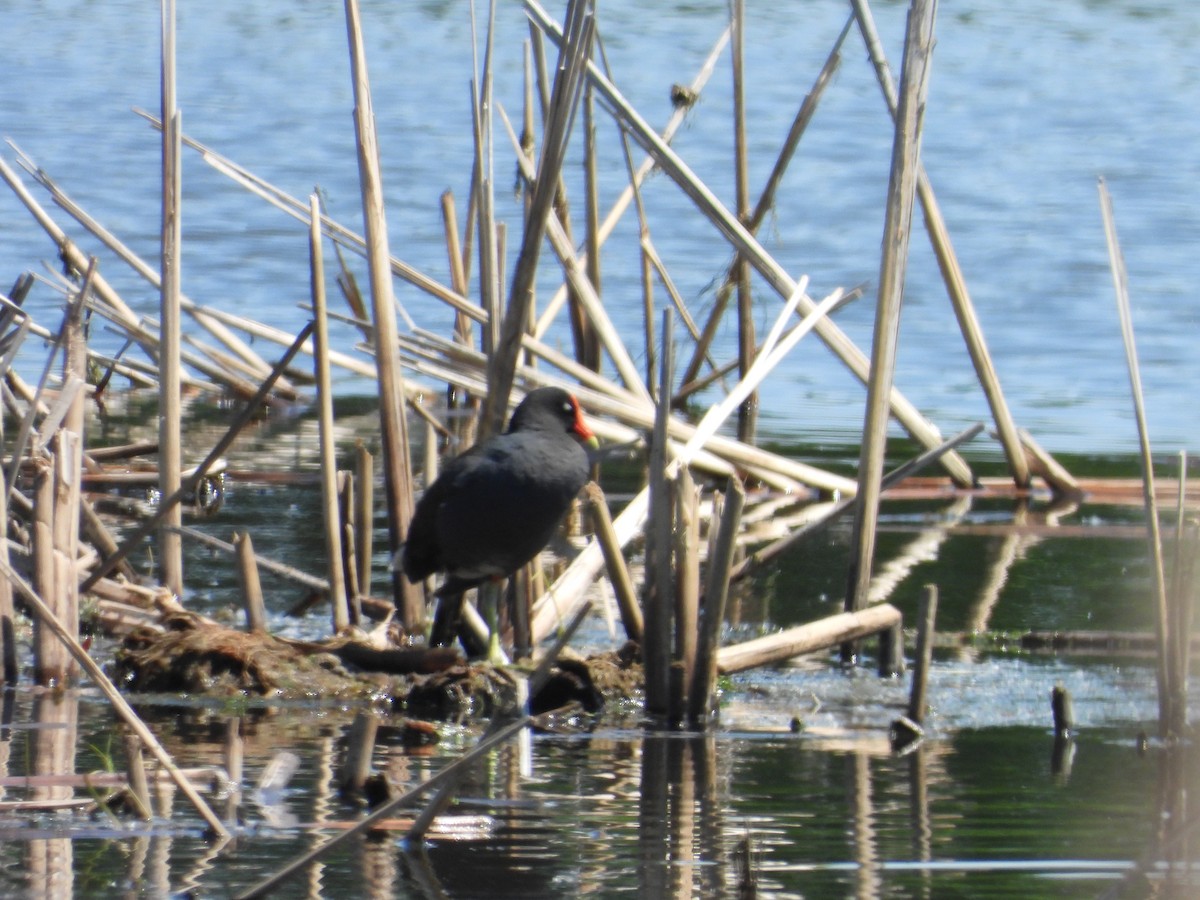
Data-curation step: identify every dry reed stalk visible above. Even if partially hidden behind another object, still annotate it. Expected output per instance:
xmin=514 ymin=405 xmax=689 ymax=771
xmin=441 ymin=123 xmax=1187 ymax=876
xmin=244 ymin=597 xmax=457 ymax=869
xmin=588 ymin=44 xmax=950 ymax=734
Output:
xmin=730 ymin=0 xmax=757 ymax=445
xmin=716 ymin=603 xmax=902 ymax=675
xmin=344 ymin=0 xmax=422 ymax=627
xmin=354 ymin=444 xmax=374 ymax=601
xmin=233 ymin=532 xmax=266 ymax=634
xmin=852 ymin=0 xmax=1032 ymax=488
xmin=845 ymin=0 xmax=937 ymax=623
xmin=310 ymin=192 xmax=350 ymax=632
xmin=159 ymin=0 xmax=183 ymax=597
xmin=581 ymin=85 xmax=602 ymax=372
xmin=904 ymin=585 xmax=938 ymax=718
xmin=585 ymin=482 xmax=642 ymax=642
xmin=688 ymin=477 xmax=745 ymax=726
xmin=1168 ymin=452 xmax=1193 ymax=726
xmin=32 ymin=460 xmax=62 ymax=682
xmin=673 ymin=464 xmax=702 ymax=720
xmin=645 ymin=307 xmax=675 ymax=719
xmin=1099 ymin=176 xmax=1175 ymax=737
xmin=81 ymin=323 xmax=315 ymax=592
xmin=439 ymin=191 xmax=475 ymax=346
xmin=527 ymin=0 xmax=974 ymax=487
xmin=483 ymin=0 xmax=595 ymax=438
xmin=0 ymin=555 xmax=231 ymax=838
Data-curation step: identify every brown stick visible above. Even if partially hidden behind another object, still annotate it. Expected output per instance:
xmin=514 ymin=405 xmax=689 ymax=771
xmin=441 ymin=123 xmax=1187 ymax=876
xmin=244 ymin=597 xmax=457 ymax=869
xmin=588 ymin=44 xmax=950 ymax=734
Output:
xmin=585 ymin=482 xmax=642 ymax=643
xmin=234 ymin=532 xmax=267 ymax=633
xmin=906 ymin=584 xmax=938 ymax=722
xmin=645 ymin=307 xmax=675 ymax=719
xmin=689 ymin=476 xmax=746 ymax=725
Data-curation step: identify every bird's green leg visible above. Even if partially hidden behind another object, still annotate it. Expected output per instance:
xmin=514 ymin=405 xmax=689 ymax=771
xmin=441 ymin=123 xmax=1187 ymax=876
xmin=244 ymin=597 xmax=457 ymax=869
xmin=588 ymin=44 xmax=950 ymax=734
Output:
xmin=481 ymin=579 xmax=505 ymax=665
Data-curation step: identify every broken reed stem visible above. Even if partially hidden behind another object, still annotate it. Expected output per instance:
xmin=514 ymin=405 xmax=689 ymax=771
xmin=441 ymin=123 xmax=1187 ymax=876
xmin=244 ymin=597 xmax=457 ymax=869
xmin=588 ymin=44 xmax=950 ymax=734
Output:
xmin=673 ymin=465 xmax=701 ymax=722
xmin=233 ymin=532 xmax=267 ymax=634
xmin=355 ymin=444 xmax=374 ymax=600
xmin=689 ymin=475 xmax=746 ymax=726
xmin=310 ymin=193 xmax=350 ymax=632
xmin=0 ymin=555 xmax=230 ymax=839
xmin=81 ymin=322 xmax=316 ymax=592
xmin=1098 ymin=176 xmax=1174 ymax=737
xmin=717 ymin=603 xmax=902 ymax=675
xmin=907 ymin=584 xmax=938 ymax=722
xmin=845 ymin=0 xmax=938 ymax=627
xmin=585 ymin=482 xmax=643 ymax=642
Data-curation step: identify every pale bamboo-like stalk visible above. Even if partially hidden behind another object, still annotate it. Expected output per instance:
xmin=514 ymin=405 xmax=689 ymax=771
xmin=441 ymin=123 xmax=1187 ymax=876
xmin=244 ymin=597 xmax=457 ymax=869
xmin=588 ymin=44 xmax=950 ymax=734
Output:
xmin=159 ymin=0 xmax=183 ymax=597
xmin=1099 ymin=176 xmax=1174 ymax=736
xmin=344 ymin=0 xmax=422 ymax=627
xmin=673 ymin=465 xmax=701 ymax=718
xmin=716 ymin=604 xmax=902 ymax=675
xmin=852 ymin=0 xmax=1031 ymax=487
xmin=845 ymin=0 xmax=938 ymax=620
xmin=731 ymin=0 xmax=757 ymax=445
xmin=355 ymin=444 xmax=374 ymax=601
xmin=234 ymin=532 xmax=267 ymax=634
xmin=310 ymin=193 xmax=350 ymax=632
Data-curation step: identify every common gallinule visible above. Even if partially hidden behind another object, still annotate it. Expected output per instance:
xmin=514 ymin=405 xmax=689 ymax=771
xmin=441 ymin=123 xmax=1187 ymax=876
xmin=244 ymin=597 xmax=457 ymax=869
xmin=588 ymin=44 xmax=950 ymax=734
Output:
xmin=402 ymin=387 xmax=597 ymax=644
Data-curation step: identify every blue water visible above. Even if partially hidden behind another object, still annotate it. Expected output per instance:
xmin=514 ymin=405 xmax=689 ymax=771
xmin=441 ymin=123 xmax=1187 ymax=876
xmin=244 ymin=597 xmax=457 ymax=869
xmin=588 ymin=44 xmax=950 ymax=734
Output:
xmin=2 ymin=0 xmax=1197 ymax=456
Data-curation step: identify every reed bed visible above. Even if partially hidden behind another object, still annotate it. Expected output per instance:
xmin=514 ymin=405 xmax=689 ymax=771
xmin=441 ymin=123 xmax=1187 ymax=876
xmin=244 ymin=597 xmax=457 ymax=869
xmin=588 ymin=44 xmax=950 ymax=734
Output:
xmin=0 ymin=0 xmax=1190 ymax=891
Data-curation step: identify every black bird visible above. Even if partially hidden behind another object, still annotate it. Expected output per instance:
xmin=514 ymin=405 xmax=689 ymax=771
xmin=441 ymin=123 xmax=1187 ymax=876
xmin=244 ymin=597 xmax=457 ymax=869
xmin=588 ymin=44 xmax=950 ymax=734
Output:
xmin=401 ymin=387 xmax=597 ymax=645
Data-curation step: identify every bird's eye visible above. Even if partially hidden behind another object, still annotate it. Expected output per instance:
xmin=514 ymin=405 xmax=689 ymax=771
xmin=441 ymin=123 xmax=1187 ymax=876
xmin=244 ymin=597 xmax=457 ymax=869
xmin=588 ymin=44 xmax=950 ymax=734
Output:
xmin=563 ymin=402 xmax=573 ymax=415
